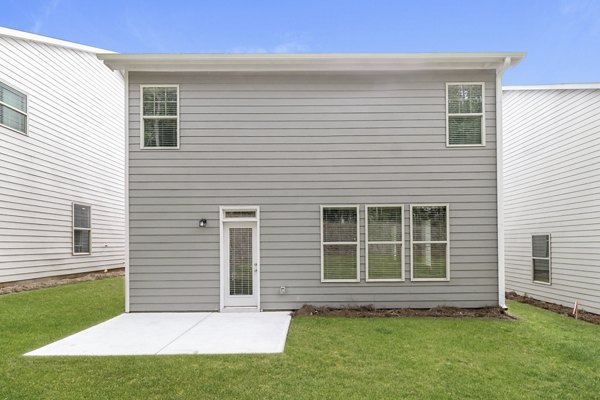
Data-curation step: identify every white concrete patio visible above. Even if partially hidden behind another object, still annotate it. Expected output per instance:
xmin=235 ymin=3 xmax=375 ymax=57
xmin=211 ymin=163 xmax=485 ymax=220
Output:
xmin=25 ymin=311 xmax=291 ymax=356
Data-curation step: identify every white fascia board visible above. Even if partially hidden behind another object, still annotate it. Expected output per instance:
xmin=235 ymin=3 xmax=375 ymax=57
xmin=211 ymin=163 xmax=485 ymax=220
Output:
xmin=0 ymin=26 xmax=114 ymax=54
xmin=504 ymin=83 xmax=600 ymax=91
xmin=98 ymin=52 xmax=526 ymax=72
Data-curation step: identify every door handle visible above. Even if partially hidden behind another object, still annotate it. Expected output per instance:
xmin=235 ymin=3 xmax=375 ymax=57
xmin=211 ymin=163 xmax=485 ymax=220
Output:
xmin=253 ymin=262 xmax=258 ymax=272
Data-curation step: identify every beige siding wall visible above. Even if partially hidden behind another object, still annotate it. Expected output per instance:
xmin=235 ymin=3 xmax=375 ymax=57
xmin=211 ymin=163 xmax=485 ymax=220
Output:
xmin=0 ymin=36 xmax=125 ymax=282
xmin=504 ymin=88 xmax=600 ymax=314
xmin=128 ymin=70 xmax=498 ymax=311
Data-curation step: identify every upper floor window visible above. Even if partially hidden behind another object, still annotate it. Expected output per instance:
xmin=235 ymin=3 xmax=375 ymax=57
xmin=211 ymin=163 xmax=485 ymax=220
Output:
xmin=0 ymin=81 xmax=27 ymax=135
xmin=446 ymin=83 xmax=485 ymax=146
xmin=141 ymin=85 xmax=179 ymax=149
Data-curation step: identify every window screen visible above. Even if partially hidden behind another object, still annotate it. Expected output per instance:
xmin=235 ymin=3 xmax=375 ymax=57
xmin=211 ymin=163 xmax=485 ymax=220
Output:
xmin=321 ymin=206 xmax=359 ymax=281
xmin=73 ymin=204 xmax=91 ymax=254
xmin=532 ymin=235 xmax=551 ymax=283
xmin=0 ymin=82 xmax=27 ymax=134
xmin=366 ymin=206 xmax=403 ymax=280
xmin=411 ymin=205 xmax=449 ymax=280
xmin=447 ymin=84 xmax=484 ymax=146
xmin=142 ymin=86 xmax=178 ymax=148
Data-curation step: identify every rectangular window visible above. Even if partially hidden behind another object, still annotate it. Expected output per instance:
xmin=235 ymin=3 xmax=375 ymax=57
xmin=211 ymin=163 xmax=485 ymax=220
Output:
xmin=532 ymin=235 xmax=551 ymax=284
xmin=0 ymin=81 xmax=27 ymax=134
xmin=321 ymin=206 xmax=359 ymax=282
xmin=446 ymin=83 xmax=485 ymax=146
xmin=73 ymin=203 xmax=91 ymax=255
xmin=141 ymin=85 xmax=179 ymax=149
xmin=366 ymin=205 xmax=404 ymax=281
xmin=411 ymin=205 xmax=449 ymax=281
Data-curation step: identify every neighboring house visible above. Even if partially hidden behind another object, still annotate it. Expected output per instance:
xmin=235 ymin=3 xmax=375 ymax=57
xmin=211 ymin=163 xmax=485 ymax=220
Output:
xmin=0 ymin=27 xmax=125 ymax=283
xmin=100 ymin=52 xmax=524 ymax=312
xmin=503 ymin=84 xmax=600 ymax=314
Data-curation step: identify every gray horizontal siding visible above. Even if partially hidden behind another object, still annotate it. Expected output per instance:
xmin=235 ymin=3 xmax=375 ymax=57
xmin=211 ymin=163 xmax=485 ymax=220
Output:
xmin=0 ymin=36 xmax=125 ymax=282
xmin=128 ymin=69 xmax=498 ymax=311
xmin=503 ymin=88 xmax=600 ymax=314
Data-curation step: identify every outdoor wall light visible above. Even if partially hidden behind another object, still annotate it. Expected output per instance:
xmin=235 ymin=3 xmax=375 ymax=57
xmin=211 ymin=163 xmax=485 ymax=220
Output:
xmin=199 ymin=219 xmax=207 ymax=228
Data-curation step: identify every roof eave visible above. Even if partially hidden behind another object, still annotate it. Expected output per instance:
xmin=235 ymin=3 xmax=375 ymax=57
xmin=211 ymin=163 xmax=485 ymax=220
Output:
xmin=0 ymin=26 xmax=114 ymax=54
xmin=98 ymin=52 xmax=525 ymax=72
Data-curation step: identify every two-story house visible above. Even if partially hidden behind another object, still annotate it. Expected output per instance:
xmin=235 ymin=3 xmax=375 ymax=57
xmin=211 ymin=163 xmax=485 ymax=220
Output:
xmin=0 ymin=27 xmax=125 ymax=284
xmin=99 ymin=52 xmax=524 ymax=312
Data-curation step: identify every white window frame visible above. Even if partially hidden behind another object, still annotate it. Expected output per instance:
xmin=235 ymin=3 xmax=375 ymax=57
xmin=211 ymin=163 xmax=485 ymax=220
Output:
xmin=72 ymin=202 xmax=92 ymax=256
xmin=410 ymin=204 xmax=450 ymax=282
xmin=365 ymin=204 xmax=405 ymax=282
xmin=0 ymin=79 xmax=28 ymax=135
xmin=320 ymin=205 xmax=360 ymax=283
xmin=140 ymin=84 xmax=180 ymax=150
xmin=446 ymin=82 xmax=486 ymax=147
xmin=532 ymin=234 xmax=551 ymax=285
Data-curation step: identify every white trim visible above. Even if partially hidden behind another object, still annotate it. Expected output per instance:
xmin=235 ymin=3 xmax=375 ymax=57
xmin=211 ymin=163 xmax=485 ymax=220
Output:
xmin=410 ymin=204 xmax=450 ymax=282
xmin=72 ymin=202 xmax=92 ymax=256
xmin=446 ymin=82 xmax=486 ymax=147
xmin=139 ymin=84 xmax=180 ymax=150
xmin=219 ymin=206 xmax=261 ymax=311
xmin=124 ymin=70 xmax=130 ymax=313
xmin=365 ymin=205 xmax=405 ymax=282
xmin=504 ymin=83 xmax=600 ymax=91
xmin=496 ymin=57 xmax=510 ymax=308
xmin=0 ymin=26 xmax=113 ymax=54
xmin=320 ymin=205 xmax=360 ymax=283
xmin=531 ymin=234 xmax=552 ymax=285
xmin=99 ymin=52 xmax=526 ymax=72
xmin=0 ymin=78 xmax=28 ymax=135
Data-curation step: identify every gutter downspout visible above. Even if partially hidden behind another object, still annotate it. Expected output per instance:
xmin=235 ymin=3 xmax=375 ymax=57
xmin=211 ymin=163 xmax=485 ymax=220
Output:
xmin=496 ymin=57 xmax=511 ymax=309
xmin=122 ymin=69 xmax=130 ymax=313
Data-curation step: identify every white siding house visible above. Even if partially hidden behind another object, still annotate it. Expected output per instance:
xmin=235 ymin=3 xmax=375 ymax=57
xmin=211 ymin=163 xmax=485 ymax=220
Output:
xmin=0 ymin=27 xmax=125 ymax=283
xmin=503 ymin=84 xmax=600 ymax=314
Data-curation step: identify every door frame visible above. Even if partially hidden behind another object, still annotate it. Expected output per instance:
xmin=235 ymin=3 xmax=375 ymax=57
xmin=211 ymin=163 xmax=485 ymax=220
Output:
xmin=219 ymin=206 xmax=261 ymax=311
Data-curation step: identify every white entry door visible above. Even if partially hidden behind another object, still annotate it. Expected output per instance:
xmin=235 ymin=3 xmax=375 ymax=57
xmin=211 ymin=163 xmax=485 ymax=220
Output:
xmin=223 ymin=221 xmax=259 ymax=308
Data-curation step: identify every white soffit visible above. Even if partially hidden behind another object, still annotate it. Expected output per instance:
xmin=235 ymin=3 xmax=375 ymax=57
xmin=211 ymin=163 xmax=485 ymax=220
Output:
xmin=504 ymin=83 xmax=600 ymax=91
xmin=98 ymin=52 xmax=526 ymax=72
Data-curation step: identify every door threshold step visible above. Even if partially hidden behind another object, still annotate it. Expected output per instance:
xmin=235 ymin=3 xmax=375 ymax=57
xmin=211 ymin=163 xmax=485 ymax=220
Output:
xmin=222 ymin=307 xmax=261 ymax=313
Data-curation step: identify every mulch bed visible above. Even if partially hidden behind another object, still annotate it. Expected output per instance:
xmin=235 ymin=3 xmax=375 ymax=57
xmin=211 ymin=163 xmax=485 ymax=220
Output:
xmin=506 ymin=291 xmax=600 ymax=325
xmin=0 ymin=269 xmax=124 ymax=295
xmin=292 ymin=304 xmax=514 ymax=319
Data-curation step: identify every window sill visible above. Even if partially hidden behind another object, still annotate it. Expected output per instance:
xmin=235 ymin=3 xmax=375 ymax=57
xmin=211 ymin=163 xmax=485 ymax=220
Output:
xmin=139 ymin=146 xmax=180 ymax=150
xmin=366 ymin=278 xmax=406 ymax=282
xmin=532 ymin=280 xmax=552 ymax=286
xmin=411 ymin=277 xmax=450 ymax=282
xmin=446 ymin=144 xmax=486 ymax=148
xmin=0 ymin=123 xmax=27 ymax=136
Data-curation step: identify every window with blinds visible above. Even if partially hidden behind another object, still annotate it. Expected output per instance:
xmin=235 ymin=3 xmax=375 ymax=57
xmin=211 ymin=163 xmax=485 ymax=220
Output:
xmin=321 ymin=206 xmax=359 ymax=282
xmin=411 ymin=205 xmax=449 ymax=280
xmin=229 ymin=227 xmax=254 ymax=295
xmin=446 ymin=83 xmax=484 ymax=146
xmin=73 ymin=203 xmax=91 ymax=255
xmin=532 ymin=235 xmax=551 ymax=284
xmin=0 ymin=81 xmax=27 ymax=134
xmin=366 ymin=206 xmax=403 ymax=281
xmin=141 ymin=86 xmax=179 ymax=148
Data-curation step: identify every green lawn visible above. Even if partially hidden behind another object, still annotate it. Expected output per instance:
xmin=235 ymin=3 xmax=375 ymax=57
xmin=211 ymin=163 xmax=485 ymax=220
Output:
xmin=1 ymin=278 xmax=599 ymax=399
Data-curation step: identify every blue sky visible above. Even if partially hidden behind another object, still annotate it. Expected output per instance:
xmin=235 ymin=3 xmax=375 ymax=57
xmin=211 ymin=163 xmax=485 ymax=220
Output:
xmin=1 ymin=0 xmax=599 ymax=84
